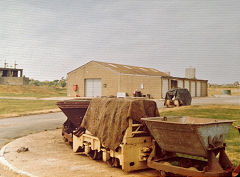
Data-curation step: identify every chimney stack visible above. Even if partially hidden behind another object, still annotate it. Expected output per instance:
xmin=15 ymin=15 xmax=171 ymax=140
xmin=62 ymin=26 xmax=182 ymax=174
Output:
xmin=14 ymin=61 xmax=18 ymax=69
xmin=185 ymin=68 xmax=196 ymax=79
xmin=165 ymin=72 xmax=170 ymax=76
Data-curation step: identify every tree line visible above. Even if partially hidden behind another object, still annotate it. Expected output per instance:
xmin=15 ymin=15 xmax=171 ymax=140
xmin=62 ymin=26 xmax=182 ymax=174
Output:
xmin=29 ymin=77 xmax=66 ymax=87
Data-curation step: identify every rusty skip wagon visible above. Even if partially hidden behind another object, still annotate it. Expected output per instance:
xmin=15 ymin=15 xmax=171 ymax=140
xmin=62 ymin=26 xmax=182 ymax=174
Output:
xmin=57 ymin=98 xmax=235 ymax=177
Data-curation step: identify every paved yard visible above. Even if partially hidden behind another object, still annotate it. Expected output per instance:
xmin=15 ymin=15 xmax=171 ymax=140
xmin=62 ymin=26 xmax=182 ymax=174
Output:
xmin=2 ymin=130 xmax=159 ymax=177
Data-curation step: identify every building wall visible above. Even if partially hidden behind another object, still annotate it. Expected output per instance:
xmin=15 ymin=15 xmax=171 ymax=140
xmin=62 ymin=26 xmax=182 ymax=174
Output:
xmin=67 ymin=62 xmax=119 ymax=97
xmin=67 ymin=62 xmax=208 ymax=98
xmin=119 ymin=74 xmax=162 ymax=98
xmin=161 ymin=77 xmax=208 ymax=98
xmin=201 ymin=81 xmax=208 ymax=97
xmin=162 ymin=78 xmax=169 ymax=98
xmin=190 ymin=80 xmax=196 ymax=97
xmin=0 ymin=77 xmax=29 ymax=85
xmin=177 ymin=79 xmax=184 ymax=88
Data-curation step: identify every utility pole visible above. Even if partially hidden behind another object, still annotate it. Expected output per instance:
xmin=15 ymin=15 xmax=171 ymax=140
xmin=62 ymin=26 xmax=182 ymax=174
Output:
xmin=4 ymin=60 xmax=8 ymax=68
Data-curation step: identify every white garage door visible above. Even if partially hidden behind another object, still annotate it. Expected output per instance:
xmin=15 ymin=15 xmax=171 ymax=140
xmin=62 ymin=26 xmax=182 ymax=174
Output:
xmin=191 ymin=81 xmax=196 ymax=97
xmin=184 ymin=80 xmax=190 ymax=91
xmin=178 ymin=80 xmax=183 ymax=88
xmin=162 ymin=79 xmax=169 ymax=98
xmin=85 ymin=79 xmax=102 ymax=97
xmin=197 ymin=81 xmax=201 ymax=97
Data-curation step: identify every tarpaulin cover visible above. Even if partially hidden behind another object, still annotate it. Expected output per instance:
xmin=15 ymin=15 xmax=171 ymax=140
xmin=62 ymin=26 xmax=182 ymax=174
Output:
xmin=164 ymin=88 xmax=192 ymax=106
xmin=79 ymin=98 xmax=159 ymax=150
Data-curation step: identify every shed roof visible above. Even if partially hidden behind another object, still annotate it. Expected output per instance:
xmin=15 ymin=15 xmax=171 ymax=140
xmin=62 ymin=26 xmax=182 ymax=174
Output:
xmin=69 ymin=60 xmax=170 ymax=77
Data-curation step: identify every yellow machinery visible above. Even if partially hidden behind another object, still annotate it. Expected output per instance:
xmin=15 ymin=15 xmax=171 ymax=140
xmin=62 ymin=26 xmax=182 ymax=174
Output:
xmin=73 ymin=118 xmax=152 ymax=172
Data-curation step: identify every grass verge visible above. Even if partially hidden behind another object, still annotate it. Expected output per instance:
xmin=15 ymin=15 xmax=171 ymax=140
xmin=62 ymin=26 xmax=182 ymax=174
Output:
xmin=159 ymin=105 xmax=240 ymax=166
xmin=0 ymin=99 xmax=59 ymax=118
xmin=0 ymin=85 xmax=66 ymax=98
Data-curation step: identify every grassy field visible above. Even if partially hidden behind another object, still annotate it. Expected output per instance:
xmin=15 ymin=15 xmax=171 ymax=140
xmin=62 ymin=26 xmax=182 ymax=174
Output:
xmin=208 ymin=86 xmax=240 ymax=96
xmin=0 ymin=85 xmax=66 ymax=98
xmin=0 ymin=99 xmax=58 ymax=118
xmin=159 ymin=105 xmax=240 ymax=166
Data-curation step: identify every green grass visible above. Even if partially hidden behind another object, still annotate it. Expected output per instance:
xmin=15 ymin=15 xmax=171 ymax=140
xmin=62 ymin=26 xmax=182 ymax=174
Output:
xmin=159 ymin=105 xmax=240 ymax=166
xmin=0 ymin=85 xmax=66 ymax=98
xmin=0 ymin=99 xmax=58 ymax=118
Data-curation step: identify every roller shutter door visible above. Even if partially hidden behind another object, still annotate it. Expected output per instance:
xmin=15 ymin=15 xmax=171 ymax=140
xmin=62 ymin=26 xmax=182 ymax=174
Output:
xmin=197 ymin=81 xmax=201 ymax=97
xmin=85 ymin=79 xmax=102 ymax=97
xmin=178 ymin=80 xmax=183 ymax=88
xmin=162 ymin=79 xmax=169 ymax=98
xmin=184 ymin=80 xmax=190 ymax=91
xmin=191 ymin=81 xmax=196 ymax=97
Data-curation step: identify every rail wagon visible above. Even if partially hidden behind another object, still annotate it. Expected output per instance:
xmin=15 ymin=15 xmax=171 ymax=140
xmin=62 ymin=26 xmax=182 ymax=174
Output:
xmin=57 ymin=98 xmax=235 ymax=177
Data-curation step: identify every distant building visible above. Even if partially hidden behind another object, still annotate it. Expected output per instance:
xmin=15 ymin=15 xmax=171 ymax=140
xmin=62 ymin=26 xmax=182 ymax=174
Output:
xmin=0 ymin=62 xmax=29 ymax=85
xmin=67 ymin=61 xmax=208 ymax=98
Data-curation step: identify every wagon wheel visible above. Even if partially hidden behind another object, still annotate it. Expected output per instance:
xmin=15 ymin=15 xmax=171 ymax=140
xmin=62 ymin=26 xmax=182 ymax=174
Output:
xmin=95 ymin=151 xmax=102 ymax=160
xmin=68 ymin=141 xmax=73 ymax=147
xmin=63 ymin=137 xmax=68 ymax=142
xmin=75 ymin=146 xmax=85 ymax=153
xmin=107 ymin=157 xmax=120 ymax=167
xmin=106 ymin=157 xmax=114 ymax=166
xmin=179 ymin=158 xmax=192 ymax=168
xmin=113 ymin=158 xmax=120 ymax=167
xmin=89 ymin=150 xmax=102 ymax=160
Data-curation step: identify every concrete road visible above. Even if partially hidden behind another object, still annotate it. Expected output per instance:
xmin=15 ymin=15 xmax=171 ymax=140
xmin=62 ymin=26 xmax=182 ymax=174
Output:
xmin=0 ymin=112 xmax=66 ymax=176
xmin=0 ymin=112 xmax=66 ymax=147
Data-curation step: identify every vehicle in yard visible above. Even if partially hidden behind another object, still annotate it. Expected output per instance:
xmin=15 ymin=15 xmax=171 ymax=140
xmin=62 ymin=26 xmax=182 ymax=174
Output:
xmin=164 ymin=88 xmax=192 ymax=107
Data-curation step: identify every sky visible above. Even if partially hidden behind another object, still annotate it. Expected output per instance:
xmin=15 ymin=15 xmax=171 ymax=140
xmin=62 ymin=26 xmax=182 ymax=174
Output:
xmin=0 ymin=0 xmax=239 ymax=84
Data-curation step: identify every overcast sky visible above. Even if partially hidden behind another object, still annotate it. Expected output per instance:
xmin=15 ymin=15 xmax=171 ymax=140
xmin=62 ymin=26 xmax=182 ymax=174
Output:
xmin=0 ymin=0 xmax=239 ymax=84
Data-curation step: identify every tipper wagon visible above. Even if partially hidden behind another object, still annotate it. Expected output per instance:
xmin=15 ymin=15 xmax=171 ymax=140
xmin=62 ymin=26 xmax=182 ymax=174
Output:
xmin=142 ymin=117 xmax=234 ymax=177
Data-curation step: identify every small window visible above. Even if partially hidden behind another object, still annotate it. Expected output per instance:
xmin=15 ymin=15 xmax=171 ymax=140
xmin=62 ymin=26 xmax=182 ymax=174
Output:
xmin=140 ymin=83 xmax=144 ymax=89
